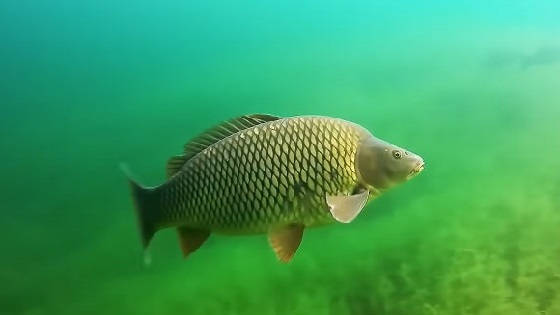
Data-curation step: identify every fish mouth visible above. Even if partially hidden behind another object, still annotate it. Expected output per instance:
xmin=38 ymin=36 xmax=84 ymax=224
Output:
xmin=407 ymin=162 xmax=425 ymax=179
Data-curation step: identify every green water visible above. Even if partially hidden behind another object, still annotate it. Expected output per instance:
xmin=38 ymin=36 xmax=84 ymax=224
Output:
xmin=2 ymin=1 xmax=560 ymax=314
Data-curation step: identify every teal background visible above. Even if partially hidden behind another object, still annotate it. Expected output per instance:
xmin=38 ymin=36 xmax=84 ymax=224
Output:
xmin=2 ymin=1 xmax=560 ymax=314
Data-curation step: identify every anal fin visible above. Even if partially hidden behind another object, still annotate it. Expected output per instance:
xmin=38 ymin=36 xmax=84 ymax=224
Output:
xmin=177 ymin=226 xmax=210 ymax=258
xmin=268 ymin=224 xmax=304 ymax=263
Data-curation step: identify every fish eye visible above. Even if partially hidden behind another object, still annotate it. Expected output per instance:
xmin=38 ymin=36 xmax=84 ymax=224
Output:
xmin=392 ymin=150 xmax=402 ymax=159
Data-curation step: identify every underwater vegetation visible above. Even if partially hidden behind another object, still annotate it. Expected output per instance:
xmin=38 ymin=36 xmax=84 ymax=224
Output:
xmin=1 ymin=1 xmax=560 ymax=314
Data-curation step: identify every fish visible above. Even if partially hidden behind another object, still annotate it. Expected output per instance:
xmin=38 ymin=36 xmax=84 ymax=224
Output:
xmin=125 ymin=114 xmax=425 ymax=262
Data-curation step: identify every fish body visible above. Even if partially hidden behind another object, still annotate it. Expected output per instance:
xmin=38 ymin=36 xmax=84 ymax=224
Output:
xmin=127 ymin=114 xmax=424 ymax=262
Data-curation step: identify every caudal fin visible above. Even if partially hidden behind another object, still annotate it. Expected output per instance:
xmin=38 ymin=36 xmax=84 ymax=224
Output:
xmin=122 ymin=164 xmax=159 ymax=249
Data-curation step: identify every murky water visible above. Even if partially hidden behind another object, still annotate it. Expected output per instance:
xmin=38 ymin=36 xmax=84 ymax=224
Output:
xmin=2 ymin=1 xmax=559 ymax=314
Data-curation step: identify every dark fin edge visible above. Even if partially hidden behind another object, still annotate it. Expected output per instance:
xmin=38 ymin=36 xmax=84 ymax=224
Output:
xmin=122 ymin=164 xmax=157 ymax=249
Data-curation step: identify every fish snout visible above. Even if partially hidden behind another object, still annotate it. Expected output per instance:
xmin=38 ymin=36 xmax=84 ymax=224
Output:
xmin=407 ymin=159 xmax=425 ymax=179
xmin=415 ymin=160 xmax=425 ymax=173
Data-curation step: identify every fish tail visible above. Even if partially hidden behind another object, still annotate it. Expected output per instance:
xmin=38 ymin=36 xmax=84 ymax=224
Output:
xmin=121 ymin=164 xmax=159 ymax=249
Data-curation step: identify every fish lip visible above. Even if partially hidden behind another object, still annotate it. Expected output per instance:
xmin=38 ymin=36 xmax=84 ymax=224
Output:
xmin=407 ymin=161 xmax=425 ymax=179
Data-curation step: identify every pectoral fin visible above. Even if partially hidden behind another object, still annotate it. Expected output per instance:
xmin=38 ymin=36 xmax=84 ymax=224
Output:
xmin=177 ymin=226 xmax=210 ymax=258
xmin=326 ymin=190 xmax=369 ymax=223
xmin=268 ymin=224 xmax=304 ymax=263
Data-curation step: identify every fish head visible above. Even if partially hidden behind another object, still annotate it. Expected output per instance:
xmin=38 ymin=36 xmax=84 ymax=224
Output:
xmin=356 ymin=135 xmax=424 ymax=190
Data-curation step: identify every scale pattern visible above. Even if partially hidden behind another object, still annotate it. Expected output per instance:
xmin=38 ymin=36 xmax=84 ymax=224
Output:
xmin=156 ymin=116 xmax=365 ymax=233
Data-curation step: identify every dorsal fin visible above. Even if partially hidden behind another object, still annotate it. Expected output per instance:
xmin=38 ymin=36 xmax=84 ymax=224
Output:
xmin=166 ymin=114 xmax=281 ymax=178
xmin=166 ymin=155 xmax=188 ymax=178
xmin=183 ymin=114 xmax=281 ymax=158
